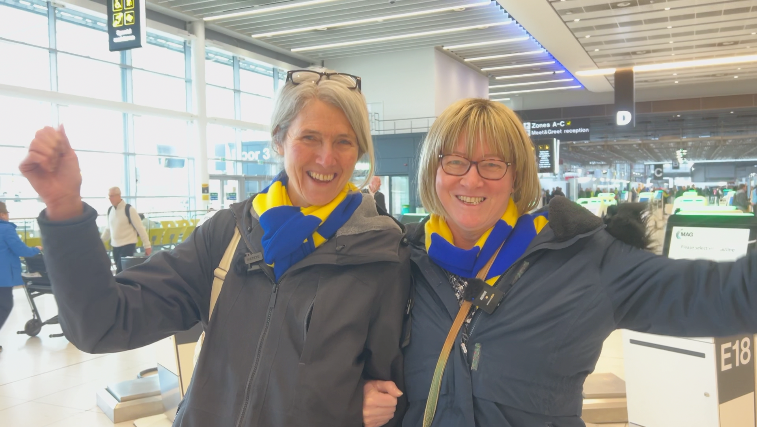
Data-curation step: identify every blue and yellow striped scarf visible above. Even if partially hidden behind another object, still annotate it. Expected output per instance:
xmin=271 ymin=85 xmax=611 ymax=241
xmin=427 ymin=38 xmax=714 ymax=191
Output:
xmin=425 ymin=199 xmax=548 ymax=285
xmin=253 ymin=172 xmax=363 ymax=281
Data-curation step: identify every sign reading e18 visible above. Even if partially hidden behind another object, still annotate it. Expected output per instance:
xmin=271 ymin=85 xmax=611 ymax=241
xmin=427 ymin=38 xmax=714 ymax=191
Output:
xmin=721 ymin=337 xmax=751 ymax=371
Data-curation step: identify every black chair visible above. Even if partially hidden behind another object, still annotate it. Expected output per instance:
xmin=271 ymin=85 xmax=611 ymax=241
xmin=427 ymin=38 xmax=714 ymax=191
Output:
xmin=17 ymin=254 xmax=63 ymax=338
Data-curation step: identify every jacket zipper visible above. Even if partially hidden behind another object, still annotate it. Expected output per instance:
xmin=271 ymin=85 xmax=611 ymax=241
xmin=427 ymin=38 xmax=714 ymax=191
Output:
xmin=234 ymin=282 xmax=279 ymax=427
xmin=232 ymin=218 xmax=281 ymax=427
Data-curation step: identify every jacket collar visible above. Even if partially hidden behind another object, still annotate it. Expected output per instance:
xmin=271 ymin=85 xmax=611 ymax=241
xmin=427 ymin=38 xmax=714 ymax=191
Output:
xmin=0 ymin=219 xmax=16 ymax=229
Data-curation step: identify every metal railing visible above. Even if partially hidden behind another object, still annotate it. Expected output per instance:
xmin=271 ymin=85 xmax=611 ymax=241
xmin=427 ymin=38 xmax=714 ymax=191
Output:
xmin=10 ymin=209 xmax=211 ymax=242
xmin=370 ymin=116 xmax=437 ymax=135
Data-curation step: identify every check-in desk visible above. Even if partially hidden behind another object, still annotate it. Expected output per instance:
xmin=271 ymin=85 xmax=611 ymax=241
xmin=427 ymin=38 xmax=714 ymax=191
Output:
xmin=624 ymin=214 xmax=757 ymax=427
xmin=624 ymin=332 xmax=755 ymax=427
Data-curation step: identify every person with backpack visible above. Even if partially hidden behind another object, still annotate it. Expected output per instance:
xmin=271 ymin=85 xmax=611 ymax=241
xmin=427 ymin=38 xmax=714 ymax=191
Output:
xmin=101 ymin=186 xmax=151 ymax=273
xmin=0 ymin=201 xmax=41 ymax=352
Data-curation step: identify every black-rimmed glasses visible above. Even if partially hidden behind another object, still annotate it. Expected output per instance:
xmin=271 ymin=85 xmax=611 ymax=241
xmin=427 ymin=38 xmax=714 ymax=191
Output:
xmin=286 ymin=70 xmax=362 ymax=92
xmin=439 ymin=154 xmax=511 ymax=180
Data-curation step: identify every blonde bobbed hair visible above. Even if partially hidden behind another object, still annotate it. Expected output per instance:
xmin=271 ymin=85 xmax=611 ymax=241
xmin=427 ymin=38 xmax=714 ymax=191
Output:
xmin=270 ymin=68 xmax=374 ymax=186
xmin=418 ymin=98 xmax=541 ymax=217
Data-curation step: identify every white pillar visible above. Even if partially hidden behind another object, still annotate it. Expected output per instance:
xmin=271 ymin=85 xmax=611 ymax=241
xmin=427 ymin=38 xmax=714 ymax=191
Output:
xmin=190 ymin=20 xmax=209 ymax=211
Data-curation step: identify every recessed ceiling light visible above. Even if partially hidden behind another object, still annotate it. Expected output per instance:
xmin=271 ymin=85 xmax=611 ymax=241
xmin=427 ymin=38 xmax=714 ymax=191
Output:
xmin=495 ymin=70 xmax=566 ymax=79
xmin=205 ymin=0 xmax=337 ymax=20
xmin=443 ymin=37 xmax=529 ymax=50
xmin=481 ymin=61 xmax=556 ymax=71
xmin=675 ymin=81 xmax=678 ymax=83
xmin=738 ymin=68 xmax=741 ymax=70
xmin=574 ymin=18 xmax=580 ymax=22
xmin=665 ymin=7 xmax=670 ymax=10
xmin=752 ymin=32 xmax=756 ymax=35
xmin=292 ymin=22 xmax=510 ymax=51
xmin=735 ymin=76 xmax=739 ymax=78
xmin=673 ymin=73 xmax=677 ymax=75
xmin=667 ymin=26 xmax=672 ymax=29
xmin=489 ymin=78 xmax=575 ymax=89
xmin=672 ymin=54 xmax=675 ymax=56
xmin=585 ymin=35 xmax=591 ymax=38
xmin=617 ymin=2 xmax=632 ymax=6
xmin=731 ymin=111 xmax=734 ymax=114
xmin=677 ymin=115 xmax=680 ymax=117
xmin=489 ymin=85 xmax=582 ymax=95
xmin=575 ymin=54 xmax=757 ymax=75
xmin=669 ymin=41 xmax=673 ymax=44
xmin=594 ymin=48 xmax=599 ymax=51
xmin=465 ymin=50 xmax=545 ymax=62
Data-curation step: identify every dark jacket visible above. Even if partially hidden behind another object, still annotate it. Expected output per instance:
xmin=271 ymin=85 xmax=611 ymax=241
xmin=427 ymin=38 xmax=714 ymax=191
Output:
xmin=402 ymin=196 xmax=757 ymax=427
xmin=38 ymin=194 xmax=411 ymax=427
xmin=734 ymin=189 xmax=749 ymax=211
xmin=0 ymin=220 xmax=40 ymax=288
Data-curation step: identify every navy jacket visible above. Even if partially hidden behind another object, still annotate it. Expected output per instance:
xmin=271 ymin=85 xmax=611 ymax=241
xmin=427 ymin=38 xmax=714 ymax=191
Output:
xmin=403 ymin=197 xmax=757 ymax=427
xmin=0 ymin=220 xmax=40 ymax=288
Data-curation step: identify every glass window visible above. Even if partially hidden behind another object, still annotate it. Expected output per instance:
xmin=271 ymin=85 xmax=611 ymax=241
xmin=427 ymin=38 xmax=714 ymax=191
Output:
xmin=77 ymin=151 xmax=124 ymax=199
xmin=133 ymin=115 xmax=189 ymax=157
xmin=0 ymin=40 xmax=50 ymax=90
xmin=0 ymin=3 xmax=48 ymax=47
xmin=58 ymin=105 xmax=124 ymax=153
xmin=207 ymin=124 xmax=236 ymax=174
xmin=133 ymin=70 xmax=186 ymax=111
xmin=0 ymin=147 xmax=45 ymax=219
xmin=206 ymin=85 xmax=235 ymax=119
xmin=240 ymin=93 xmax=272 ymax=125
xmin=58 ymin=53 xmax=122 ymax=102
xmin=390 ymin=175 xmax=410 ymax=217
xmin=134 ymin=154 xmax=190 ymax=199
xmin=56 ymin=18 xmax=120 ymax=63
xmin=240 ymin=68 xmax=273 ymax=97
xmin=205 ymin=52 xmax=233 ymax=88
xmin=0 ymin=96 xmax=54 ymax=148
xmin=131 ymin=39 xmax=185 ymax=78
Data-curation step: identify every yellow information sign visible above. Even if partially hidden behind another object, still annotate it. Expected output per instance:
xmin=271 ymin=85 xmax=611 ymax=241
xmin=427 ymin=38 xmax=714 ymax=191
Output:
xmin=112 ymin=12 xmax=123 ymax=27
xmin=113 ymin=0 xmax=122 ymax=11
xmin=125 ymin=0 xmax=134 ymax=9
xmin=125 ymin=11 xmax=135 ymax=25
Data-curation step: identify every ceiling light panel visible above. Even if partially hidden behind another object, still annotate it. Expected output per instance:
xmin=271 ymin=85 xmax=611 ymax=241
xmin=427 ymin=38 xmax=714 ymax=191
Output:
xmin=291 ymin=21 xmax=512 ymax=52
xmin=489 ymin=78 xmax=575 ymax=88
xmin=250 ymin=1 xmax=492 ymax=38
xmin=465 ymin=49 xmax=546 ymax=61
xmin=495 ymin=70 xmax=567 ymax=80
xmin=489 ymin=85 xmax=583 ymax=95
xmin=546 ymin=0 xmax=757 ymax=89
xmin=203 ymin=0 xmax=338 ymax=21
xmin=481 ymin=60 xmax=557 ymax=71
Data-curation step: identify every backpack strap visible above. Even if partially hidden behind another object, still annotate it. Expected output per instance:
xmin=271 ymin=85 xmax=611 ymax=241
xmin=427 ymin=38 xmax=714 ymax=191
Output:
xmin=210 ymin=227 xmax=241 ymax=320
xmin=193 ymin=226 xmax=242 ymax=368
xmin=125 ymin=204 xmax=135 ymax=230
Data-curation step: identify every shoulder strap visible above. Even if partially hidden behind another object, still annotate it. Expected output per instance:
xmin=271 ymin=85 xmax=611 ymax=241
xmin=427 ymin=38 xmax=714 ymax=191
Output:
xmin=209 ymin=227 xmax=241 ymax=320
xmin=423 ymin=243 xmax=503 ymax=427
xmin=125 ymin=204 xmax=136 ymax=231
xmin=107 ymin=206 xmax=113 ymax=217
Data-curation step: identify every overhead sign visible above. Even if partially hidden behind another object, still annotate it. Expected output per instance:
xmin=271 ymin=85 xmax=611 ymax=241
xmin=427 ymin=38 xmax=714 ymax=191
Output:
xmin=107 ymin=0 xmax=145 ymax=51
xmin=523 ymin=118 xmax=590 ymax=142
xmin=653 ymin=164 xmax=664 ymax=179
xmin=534 ymin=138 xmax=559 ymax=174
xmin=615 ymin=68 xmax=635 ymax=127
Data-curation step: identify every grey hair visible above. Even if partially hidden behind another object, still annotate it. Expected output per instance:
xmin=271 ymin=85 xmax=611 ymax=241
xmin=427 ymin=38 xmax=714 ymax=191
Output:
xmin=270 ymin=67 xmax=374 ymax=186
xmin=108 ymin=187 xmax=121 ymax=196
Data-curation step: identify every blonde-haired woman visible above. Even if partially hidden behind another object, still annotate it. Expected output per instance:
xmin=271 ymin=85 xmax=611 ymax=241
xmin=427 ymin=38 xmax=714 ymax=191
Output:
xmin=366 ymin=98 xmax=757 ymax=427
xmin=21 ymin=69 xmax=411 ymax=427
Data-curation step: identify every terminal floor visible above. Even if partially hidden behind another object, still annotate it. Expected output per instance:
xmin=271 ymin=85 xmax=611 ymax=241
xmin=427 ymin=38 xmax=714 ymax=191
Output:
xmin=0 ymin=285 xmax=629 ymax=427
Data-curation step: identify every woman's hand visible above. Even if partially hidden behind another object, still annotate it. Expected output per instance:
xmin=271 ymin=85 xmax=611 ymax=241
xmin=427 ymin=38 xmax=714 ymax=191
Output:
xmin=363 ymin=380 xmax=402 ymax=427
xmin=19 ymin=125 xmax=83 ymax=221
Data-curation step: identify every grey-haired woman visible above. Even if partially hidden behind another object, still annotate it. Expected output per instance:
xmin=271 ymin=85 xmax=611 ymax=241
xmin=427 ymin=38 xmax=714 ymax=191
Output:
xmin=20 ymin=69 xmax=410 ymax=427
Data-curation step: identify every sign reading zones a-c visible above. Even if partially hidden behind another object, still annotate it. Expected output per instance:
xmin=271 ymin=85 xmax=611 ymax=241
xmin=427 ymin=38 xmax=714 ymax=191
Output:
xmin=107 ymin=0 xmax=146 ymax=51
xmin=523 ymin=118 xmax=590 ymax=142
